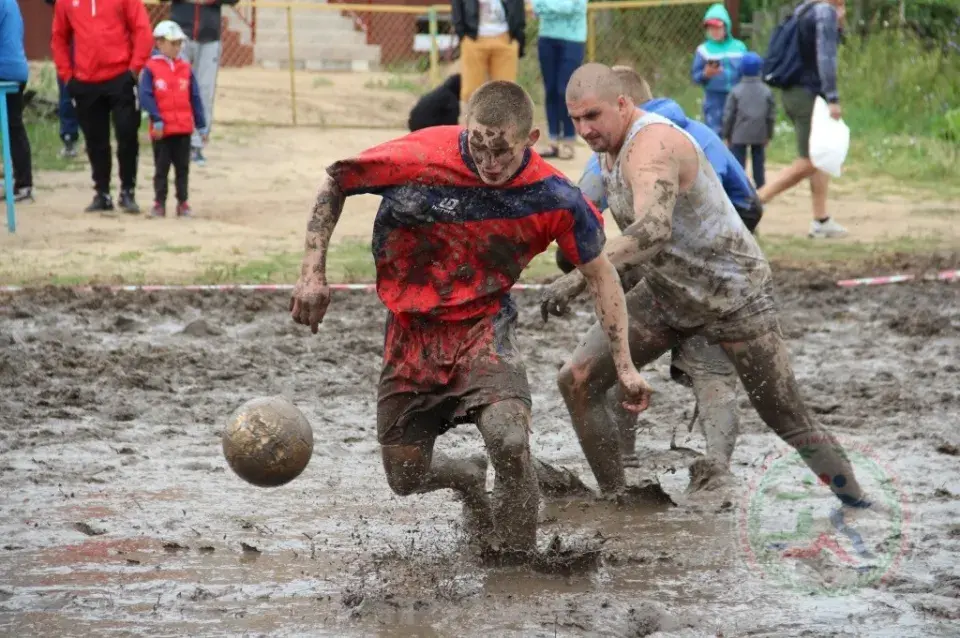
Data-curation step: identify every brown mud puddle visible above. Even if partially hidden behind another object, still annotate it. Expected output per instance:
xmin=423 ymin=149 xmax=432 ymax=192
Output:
xmin=1 ymin=271 xmax=959 ymax=636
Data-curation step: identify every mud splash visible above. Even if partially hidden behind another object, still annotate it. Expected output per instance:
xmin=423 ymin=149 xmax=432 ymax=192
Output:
xmin=1 ymin=273 xmax=959 ymax=636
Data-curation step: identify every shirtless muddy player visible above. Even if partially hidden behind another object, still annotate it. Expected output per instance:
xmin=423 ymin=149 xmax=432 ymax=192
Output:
xmin=289 ymin=80 xmax=649 ymax=558
xmin=540 ymin=63 xmax=878 ymax=517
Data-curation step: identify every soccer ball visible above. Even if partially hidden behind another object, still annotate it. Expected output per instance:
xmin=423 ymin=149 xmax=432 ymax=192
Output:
xmin=222 ymin=395 xmax=314 ymax=487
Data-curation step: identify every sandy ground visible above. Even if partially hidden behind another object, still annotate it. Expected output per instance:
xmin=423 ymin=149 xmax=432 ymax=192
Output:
xmin=2 ymin=67 xmax=959 ymax=284
xmin=1 ymin=270 xmax=959 ymax=636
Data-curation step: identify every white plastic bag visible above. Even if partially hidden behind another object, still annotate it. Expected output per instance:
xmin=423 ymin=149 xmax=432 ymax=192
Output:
xmin=808 ymin=96 xmax=850 ymax=178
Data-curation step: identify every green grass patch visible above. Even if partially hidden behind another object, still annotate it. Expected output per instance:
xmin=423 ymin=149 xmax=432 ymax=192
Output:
xmin=187 ymin=235 xmax=949 ymax=286
xmin=363 ymin=75 xmax=424 ymax=95
xmin=25 ymin=115 xmax=81 ymax=172
xmin=756 ymin=233 xmax=948 ymax=265
xmin=153 ymin=244 xmax=202 ymax=254
xmin=114 ymin=251 xmax=144 ymax=263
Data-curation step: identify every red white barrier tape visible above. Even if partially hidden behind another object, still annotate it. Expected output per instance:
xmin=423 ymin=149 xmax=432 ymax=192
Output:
xmin=835 ymin=269 xmax=960 ymax=288
xmin=0 ymin=271 xmax=956 ymax=294
xmin=0 ymin=283 xmax=546 ymax=294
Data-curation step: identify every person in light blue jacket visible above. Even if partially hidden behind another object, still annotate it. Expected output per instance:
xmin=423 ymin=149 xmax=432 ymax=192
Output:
xmin=690 ymin=3 xmax=747 ymax=135
xmin=531 ymin=0 xmax=587 ymax=159
xmin=0 ymin=0 xmax=33 ymax=201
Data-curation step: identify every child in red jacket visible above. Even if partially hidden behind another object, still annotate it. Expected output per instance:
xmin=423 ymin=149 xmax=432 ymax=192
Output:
xmin=139 ymin=21 xmax=208 ymax=218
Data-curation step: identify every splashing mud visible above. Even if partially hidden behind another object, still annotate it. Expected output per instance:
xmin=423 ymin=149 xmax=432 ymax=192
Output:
xmin=1 ymin=273 xmax=959 ymax=636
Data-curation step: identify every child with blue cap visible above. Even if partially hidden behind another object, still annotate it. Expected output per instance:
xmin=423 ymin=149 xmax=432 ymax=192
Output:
xmin=722 ymin=51 xmax=775 ymax=189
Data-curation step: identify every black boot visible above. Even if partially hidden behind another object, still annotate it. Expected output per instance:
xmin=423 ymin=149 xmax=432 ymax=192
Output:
xmin=119 ymin=189 xmax=140 ymax=214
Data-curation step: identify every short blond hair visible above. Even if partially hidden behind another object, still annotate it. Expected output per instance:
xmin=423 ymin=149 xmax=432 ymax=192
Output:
xmin=611 ymin=66 xmax=653 ymax=104
xmin=466 ymin=81 xmax=534 ymax=137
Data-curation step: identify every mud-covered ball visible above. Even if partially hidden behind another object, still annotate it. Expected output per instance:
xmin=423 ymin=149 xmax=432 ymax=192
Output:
xmin=222 ymin=395 xmax=314 ymax=487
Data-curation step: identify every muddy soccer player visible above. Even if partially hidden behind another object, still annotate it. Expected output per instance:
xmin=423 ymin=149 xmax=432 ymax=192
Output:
xmin=561 ymin=65 xmax=762 ymax=487
xmin=289 ymin=80 xmax=650 ymax=559
xmin=540 ymin=63 xmax=879 ymax=518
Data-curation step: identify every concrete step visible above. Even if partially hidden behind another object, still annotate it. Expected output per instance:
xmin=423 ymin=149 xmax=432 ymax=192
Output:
xmin=254 ymin=43 xmax=381 ymax=63
xmin=258 ymin=57 xmax=377 ymax=72
xmin=252 ymin=27 xmax=370 ymax=48
xmin=253 ymin=10 xmax=359 ymax=31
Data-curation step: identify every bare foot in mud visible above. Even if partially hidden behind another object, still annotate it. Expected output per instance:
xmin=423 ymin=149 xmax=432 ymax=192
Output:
xmin=685 ymin=457 xmax=736 ymax=495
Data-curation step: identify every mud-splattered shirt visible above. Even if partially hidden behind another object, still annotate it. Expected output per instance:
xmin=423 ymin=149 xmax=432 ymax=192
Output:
xmin=601 ymin=111 xmax=771 ymax=328
xmin=328 ymin=126 xmax=606 ymax=321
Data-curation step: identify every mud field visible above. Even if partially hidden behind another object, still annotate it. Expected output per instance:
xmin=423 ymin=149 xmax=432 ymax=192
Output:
xmin=1 ymin=267 xmax=959 ymax=637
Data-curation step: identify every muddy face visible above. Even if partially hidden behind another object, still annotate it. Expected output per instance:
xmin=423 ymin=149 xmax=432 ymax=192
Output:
xmin=567 ymin=94 xmax=631 ymax=153
xmin=466 ymin=124 xmax=529 ymax=185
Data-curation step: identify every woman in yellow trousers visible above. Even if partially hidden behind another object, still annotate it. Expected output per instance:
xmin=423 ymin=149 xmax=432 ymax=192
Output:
xmin=452 ymin=0 xmax=527 ymax=103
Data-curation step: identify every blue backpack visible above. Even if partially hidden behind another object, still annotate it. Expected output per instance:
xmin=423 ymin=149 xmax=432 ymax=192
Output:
xmin=762 ymin=1 xmax=821 ymax=88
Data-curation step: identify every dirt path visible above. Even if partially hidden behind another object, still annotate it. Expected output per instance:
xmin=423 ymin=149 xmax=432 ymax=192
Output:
xmin=2 ymin=114 xmax=958 ymax=284
xmin=0 ymin=273 xmax=958 ymax=635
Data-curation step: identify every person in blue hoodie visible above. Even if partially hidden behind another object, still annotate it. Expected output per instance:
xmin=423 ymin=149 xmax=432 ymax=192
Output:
xmin=0 ymin=0 xmax=33 ymax=202
xmin=691 ymin=3 xmax=747 ymax=136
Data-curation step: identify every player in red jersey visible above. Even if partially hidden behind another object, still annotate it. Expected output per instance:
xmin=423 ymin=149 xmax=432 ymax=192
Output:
xmin=290 ymin=81 xmax=650 ymax=559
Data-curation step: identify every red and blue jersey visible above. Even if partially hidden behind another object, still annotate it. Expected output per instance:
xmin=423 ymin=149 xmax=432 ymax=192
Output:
xmin=327 ymin=126 xmax=606 ymax=321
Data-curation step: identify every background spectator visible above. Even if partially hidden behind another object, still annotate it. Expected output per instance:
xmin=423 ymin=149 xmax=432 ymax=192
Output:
xmin=44 ymin=0 xmax=81 ymax=158
xmin=141 ymin=21 xmax=208 ymax=219
xmin=757 ymin=0 xmax=849 ymax=239
xmin=163 ymin=0 xmax=239 ymax=166
xmin=691 ymin=3 xmax=746 ymax=136
xmin=452 ymin=0 xmax=526 ymax=104
xmin=0 ymin=0 xmax=33 ymax=202
xmin=722 ymin=51 xmax=775 ymax=189
xmin=532 ymin=0 xmax=587 ymax=160
xmin=51 ymin=0 xmax=153 ymax=215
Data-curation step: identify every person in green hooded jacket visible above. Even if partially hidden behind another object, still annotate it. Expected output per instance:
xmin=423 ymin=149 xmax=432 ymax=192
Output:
xmin=691 ymin=3 xmax=747 ymax=136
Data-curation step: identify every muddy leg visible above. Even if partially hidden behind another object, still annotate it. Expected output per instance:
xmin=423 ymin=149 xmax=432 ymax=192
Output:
xmin=381 ymin=440 xmax=491 ymax=529
xmin=720 ymin=331 xmax=866 ymax=505
xmin=682 ymin=337 xmax=740 ymax=465
xmin=475 ymin=399 xmax=538 ymax=553
xmin=557 ymin=309 xmax=677 ymax=495
xmin=607 ymin=386 xmax=639 ymax=467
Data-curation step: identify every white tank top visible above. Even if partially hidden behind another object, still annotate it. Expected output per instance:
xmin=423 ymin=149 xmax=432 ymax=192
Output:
xmin=601 ymin=111 xmax=772 ymax=327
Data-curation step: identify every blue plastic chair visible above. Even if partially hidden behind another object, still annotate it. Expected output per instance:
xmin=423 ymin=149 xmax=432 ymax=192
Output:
xmin=0 ymin=80 xmax=19 ymax=233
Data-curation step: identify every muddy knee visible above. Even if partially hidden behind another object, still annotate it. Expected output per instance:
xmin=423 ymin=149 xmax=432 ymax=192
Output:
xmin=557 ymin=359 xmax=596 ymax=402
xmin=380 ymin=444 xmax=431 ymax=496
xmin=478 ymin=400 xmax=531 ymax=475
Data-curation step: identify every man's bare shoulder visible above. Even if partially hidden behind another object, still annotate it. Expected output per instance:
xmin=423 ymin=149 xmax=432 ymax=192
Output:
xmin=623 ymin=121 xmax=699 ymax=182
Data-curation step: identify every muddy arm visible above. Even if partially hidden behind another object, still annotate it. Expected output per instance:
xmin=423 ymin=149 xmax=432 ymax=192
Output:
xmin=299 ymin=176 xmax=346 ymax=283
xmin=600 ymin=125 xmax=685 ymax=273
xmin=578 ymin=254 xmax=635 ymax=381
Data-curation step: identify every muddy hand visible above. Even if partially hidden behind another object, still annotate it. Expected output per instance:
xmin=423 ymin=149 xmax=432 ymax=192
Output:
xmin=619 ymin=369 xmax=653 ymax=413
xmin=539 ymin=272 xmax=587 ymax=323
xmin=289 ymin=279 xmax=331 ymax=334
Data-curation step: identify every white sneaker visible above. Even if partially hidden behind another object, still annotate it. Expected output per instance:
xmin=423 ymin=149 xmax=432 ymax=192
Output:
xmin=809 ymin=218 xmax=849 ymax=238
